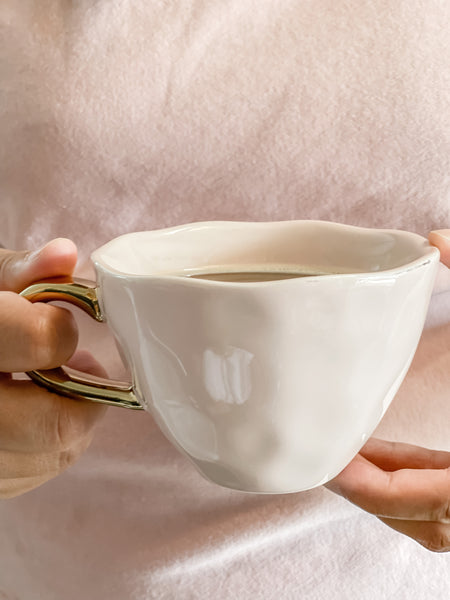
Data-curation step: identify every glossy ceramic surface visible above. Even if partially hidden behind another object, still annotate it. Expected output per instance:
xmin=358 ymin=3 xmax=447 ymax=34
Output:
xmin=92 ymin=221 xmax=439 ymax=493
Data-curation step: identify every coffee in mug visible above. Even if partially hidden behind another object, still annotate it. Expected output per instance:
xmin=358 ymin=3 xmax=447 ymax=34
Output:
xmin=181 ymin=265 xmax=336 ymax=282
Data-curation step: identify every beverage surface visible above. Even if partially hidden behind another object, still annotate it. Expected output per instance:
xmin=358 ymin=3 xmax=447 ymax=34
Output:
xmin=181 ymin=265 xmax=335 ymax=282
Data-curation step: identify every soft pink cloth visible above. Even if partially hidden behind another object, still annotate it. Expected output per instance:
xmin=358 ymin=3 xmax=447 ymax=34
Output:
xmin=1 ymin=1 xmax=449 ymax=598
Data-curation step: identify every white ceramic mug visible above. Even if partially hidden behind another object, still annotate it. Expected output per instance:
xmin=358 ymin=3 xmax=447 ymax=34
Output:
xmin=20 ymin=220 xmax=440 ymax=493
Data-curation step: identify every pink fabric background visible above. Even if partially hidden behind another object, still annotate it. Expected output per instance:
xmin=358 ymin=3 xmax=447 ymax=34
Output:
xmin=0 ymin=1 xmax=449 ymax=598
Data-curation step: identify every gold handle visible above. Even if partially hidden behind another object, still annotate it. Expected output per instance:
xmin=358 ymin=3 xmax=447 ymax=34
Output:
xmin=20 ymin=279 xmax=143 ymax=410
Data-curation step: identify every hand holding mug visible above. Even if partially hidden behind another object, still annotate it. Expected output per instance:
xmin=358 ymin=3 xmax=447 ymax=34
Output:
xmin=0 ymin=240 xmax=106 ymax=498
xmin=327 ymin=229 xmax=450 ymax=553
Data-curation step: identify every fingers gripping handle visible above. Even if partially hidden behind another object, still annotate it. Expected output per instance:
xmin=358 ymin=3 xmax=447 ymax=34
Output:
xmin=20 ymin=280 xmax=143 ymax=410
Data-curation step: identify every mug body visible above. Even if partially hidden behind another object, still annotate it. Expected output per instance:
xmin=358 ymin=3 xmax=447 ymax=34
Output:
xmin=92 ymin=221 xmax=439 ymax=493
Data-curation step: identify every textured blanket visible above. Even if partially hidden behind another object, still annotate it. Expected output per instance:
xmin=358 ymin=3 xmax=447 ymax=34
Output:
xmin=0 ymin=1 xmax=449 ymax=598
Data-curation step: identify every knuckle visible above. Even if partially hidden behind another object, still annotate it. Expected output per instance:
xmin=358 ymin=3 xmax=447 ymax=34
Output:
xmin=30 ymin=306 xmax=77 ymax=369
xmin=41 ymin=401 xmax=81 ymax=451
xmin=0 ymin=252 xmax=17 ymax=290
xmin=55 ymin=432 xmax=92 ymax=473
xmin=420 ymin=526 xmax=450 ymax=553
xmin=43 ymin=397 xmax=98 ymax=453
xmin=54 ymin=404 xmax=82 ymax=450
xmin=444 ymin=469 xmax=450 ymax=521
xmin=57 ymin=447 xmax=80 ymax=472
xmin=432 ymin=468 xmax=450 ymax=523
xmin=444 ymin=498 xmax=450 ymax=524
xmin=30 ymin=314 xmax=56 ymax=368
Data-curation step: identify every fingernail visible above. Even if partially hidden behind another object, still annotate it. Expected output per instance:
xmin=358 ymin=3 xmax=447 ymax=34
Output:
xmin=430 ymin=229 xmax=450 ymax=241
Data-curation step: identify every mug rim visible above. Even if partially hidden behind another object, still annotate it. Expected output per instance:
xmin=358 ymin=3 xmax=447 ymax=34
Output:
xmin=91 ymin=220 xmax=440 ymax=284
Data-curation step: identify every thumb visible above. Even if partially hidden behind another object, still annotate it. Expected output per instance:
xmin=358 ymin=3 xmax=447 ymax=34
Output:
xmin=429 ymin=229 xmax=450 ymax=268
xmin=0 ymin=238 xmax=78 ymax=293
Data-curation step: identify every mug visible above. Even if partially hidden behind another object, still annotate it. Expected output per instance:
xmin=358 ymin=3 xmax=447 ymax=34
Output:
xmin=20 ymin=220 xmax=440 ymax=493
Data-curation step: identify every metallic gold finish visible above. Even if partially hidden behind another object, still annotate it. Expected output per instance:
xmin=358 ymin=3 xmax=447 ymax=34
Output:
xmin=20 ymin=279 xmax=103 ymax=321
xmin=26 ymin=367 xmax=142 ymax=409
xmin=20 ymin=279 xmax=143 ymax=410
